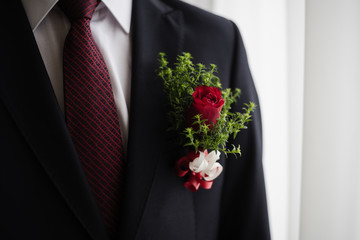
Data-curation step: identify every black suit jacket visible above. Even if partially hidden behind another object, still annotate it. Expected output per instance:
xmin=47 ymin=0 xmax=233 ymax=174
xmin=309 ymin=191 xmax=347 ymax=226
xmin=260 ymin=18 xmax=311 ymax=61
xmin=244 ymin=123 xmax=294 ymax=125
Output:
xmin=0 ymin=0 xmax=270 ymax=239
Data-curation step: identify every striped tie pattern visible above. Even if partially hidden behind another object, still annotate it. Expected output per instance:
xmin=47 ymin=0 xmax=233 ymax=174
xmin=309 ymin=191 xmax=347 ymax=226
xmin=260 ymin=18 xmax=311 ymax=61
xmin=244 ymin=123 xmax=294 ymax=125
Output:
xmin=59 ymin=0 xmax=124 ymax=238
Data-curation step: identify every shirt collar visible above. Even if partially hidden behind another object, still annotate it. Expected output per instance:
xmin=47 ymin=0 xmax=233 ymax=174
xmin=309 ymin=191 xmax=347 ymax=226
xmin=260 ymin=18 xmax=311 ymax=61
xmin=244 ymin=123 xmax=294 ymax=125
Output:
xmin=21 ymin=0 xmax=132 ymax=34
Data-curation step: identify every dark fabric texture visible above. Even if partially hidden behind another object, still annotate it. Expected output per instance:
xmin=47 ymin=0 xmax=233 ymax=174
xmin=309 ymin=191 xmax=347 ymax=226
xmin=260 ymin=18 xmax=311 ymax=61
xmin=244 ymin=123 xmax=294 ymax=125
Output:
xmin=0 ymin=0 xmax=270 ymax=239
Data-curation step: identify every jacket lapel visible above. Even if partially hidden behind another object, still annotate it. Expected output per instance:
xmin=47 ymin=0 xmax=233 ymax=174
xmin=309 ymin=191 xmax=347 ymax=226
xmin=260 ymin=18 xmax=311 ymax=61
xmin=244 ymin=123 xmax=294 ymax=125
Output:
xmin=0 ymin=2 xmax=108 ymax=240
xmin=119 ymin=0 xmax=184 ymax=238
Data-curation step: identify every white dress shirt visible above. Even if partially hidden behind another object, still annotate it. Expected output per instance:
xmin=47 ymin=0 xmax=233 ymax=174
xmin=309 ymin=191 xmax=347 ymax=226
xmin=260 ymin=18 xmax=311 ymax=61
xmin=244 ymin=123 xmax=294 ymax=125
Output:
xmin=21 ymin=0 xmax=133 ymax=151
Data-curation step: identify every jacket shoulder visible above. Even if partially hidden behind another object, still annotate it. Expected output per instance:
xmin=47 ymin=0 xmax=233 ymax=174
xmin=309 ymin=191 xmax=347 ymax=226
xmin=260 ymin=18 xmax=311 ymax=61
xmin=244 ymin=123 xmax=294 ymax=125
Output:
xmin=165 ymin=0 xmax=237 ymax=37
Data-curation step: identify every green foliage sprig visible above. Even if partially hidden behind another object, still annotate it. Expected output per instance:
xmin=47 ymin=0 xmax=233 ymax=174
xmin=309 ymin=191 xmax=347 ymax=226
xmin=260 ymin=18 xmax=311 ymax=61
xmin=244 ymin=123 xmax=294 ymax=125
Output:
xmin=157 ymin=52 xmax=255 ymax=157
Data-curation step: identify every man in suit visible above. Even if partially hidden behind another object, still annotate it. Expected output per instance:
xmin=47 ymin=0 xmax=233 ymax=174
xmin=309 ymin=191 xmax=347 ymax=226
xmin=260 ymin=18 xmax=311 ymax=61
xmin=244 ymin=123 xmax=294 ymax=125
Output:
xmin=0 ymin=0 xmax=270 ymax=239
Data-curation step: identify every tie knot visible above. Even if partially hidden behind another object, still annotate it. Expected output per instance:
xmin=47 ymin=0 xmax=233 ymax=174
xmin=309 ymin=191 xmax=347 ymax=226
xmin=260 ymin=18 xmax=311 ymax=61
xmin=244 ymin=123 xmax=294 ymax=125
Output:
xmin=58 ymin=0 xmax=100 ymax=22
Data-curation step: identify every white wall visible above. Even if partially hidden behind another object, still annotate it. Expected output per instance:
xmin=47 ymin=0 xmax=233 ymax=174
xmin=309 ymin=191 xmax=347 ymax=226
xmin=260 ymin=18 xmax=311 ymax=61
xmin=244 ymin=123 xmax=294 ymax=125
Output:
xmin=287 ymin=1 xmax=305 ymax=240
xmin=301 ymin=0 xmax=360 ymax=239
xmin=183 ymin=1 xmax=360 ymax=240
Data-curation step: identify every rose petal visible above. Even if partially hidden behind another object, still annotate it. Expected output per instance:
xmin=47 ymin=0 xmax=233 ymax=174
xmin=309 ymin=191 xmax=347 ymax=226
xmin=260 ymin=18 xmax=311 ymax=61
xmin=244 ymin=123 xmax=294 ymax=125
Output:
xmin=187 ymin=86 xmax=225 ymax=128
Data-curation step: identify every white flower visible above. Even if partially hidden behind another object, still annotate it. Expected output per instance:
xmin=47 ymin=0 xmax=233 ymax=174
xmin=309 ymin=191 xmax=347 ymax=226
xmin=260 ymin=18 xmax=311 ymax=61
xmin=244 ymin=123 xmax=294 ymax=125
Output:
xmin=203 ymin=162 xmax=223 ymax=181
xmin=189 ymin=151 xmax=208 ymax=173
xmin=189 ymin=150 xmax=223 ymax=181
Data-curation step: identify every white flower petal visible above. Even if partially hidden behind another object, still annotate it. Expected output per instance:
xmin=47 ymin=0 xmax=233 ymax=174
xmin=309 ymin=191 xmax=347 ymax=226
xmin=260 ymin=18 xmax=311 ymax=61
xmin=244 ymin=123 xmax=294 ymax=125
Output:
xmin=189 ymin=151 xmax=208 ymax=173
xmin=203 ymin=150 xmax=221 ymax=173
xmin=203 ymin=162 xmax=223 ymax=181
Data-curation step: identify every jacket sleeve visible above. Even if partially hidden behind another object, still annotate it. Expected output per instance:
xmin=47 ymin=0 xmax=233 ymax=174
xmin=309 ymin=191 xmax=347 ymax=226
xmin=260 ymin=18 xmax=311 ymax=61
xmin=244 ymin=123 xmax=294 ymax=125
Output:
xmin=218 ymin=21 xmax=271 ymax=240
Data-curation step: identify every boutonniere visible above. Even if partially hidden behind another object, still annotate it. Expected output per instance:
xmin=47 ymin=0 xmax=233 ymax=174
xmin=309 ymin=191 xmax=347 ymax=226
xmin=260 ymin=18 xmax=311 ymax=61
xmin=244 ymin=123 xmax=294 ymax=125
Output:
xmin=157 ymin=52 xmax=255 ymax=192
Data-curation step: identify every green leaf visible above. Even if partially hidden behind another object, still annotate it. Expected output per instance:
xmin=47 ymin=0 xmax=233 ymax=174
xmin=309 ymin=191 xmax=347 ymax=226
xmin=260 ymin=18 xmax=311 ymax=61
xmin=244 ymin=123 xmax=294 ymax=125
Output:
xmin=157 ymin=52 xmax=256 ymax=157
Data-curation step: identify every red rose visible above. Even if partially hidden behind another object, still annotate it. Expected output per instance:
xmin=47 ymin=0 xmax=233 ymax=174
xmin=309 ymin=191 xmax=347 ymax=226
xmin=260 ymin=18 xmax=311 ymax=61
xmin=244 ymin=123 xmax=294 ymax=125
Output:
xmin=186 ymin=85 xmax=225 ymax=128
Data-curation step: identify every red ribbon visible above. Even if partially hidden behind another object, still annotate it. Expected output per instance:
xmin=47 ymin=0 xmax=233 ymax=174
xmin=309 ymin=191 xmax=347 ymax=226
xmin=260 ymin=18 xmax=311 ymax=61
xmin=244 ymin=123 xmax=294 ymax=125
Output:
xmin=175 ymin=150 xmax=213 ymax=192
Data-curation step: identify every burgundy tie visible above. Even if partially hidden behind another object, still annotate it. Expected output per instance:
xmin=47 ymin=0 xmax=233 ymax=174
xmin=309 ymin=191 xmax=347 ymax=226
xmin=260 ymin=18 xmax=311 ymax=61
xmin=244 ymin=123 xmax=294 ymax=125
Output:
xmin=59 ymin=0 xmax=124 ymax=237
